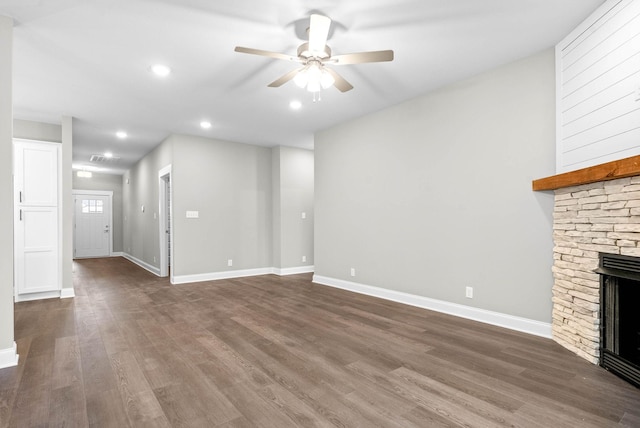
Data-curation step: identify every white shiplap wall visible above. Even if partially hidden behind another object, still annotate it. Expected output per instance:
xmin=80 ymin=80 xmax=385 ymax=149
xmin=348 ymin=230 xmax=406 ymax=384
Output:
xmin=556 ymin=0 xmax=640 ymax=173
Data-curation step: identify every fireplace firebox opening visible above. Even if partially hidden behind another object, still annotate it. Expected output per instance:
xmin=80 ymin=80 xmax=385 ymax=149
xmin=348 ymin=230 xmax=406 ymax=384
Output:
xmin=596 ymin=253 xmax=640 ymax=388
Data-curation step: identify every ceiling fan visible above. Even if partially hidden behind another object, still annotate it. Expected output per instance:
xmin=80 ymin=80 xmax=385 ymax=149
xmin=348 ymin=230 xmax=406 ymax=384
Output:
xmin=234 ymin=14 xmax=394 ymax=94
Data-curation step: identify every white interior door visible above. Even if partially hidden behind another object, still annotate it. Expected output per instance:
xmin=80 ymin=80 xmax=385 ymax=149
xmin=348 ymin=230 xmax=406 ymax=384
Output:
xmin=74 ymin=193 xmax=112 ymax=258
xmin=14 ymin=139 xmax=60 ymax=296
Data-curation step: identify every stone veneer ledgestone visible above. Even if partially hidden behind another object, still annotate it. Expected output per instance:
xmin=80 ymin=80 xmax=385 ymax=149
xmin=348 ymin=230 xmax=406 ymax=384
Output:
xmin=552 ymin=176 xmax=640 ymax=364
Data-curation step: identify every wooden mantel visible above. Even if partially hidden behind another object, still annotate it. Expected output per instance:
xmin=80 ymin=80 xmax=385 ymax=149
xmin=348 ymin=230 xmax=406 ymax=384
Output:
xmin=533 ymin=155 xmax=640 ymax=191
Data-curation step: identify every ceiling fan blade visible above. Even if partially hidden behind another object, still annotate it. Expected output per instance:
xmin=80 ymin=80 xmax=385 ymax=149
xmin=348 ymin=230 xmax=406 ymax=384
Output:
xmin=308 ymin=14 xmax=331 ymax=54
xmin=331 ymin=50 xmax=394 ymax=65
xmin=268 ymin=68 xmax=301 ymax=87
xmin=325 ymin=68 xmax=353 ymax=92
xmin=234 ymin=46 xmax=298 ymax=62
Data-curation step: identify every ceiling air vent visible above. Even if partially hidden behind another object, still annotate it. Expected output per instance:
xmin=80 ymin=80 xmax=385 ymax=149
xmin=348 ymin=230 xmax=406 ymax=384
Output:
xmin=90 ymin=154 xmax=121 ymax=163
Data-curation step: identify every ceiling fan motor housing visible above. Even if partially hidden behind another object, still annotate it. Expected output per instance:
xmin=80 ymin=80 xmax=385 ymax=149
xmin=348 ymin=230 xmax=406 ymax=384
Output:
xmin=297 ymin=42 xmax=331 ymax=60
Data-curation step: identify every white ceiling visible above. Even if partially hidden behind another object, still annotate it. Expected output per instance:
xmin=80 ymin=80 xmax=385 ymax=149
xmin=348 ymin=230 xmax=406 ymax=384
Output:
xmin=1 ymin=0 xmax=605 ymax=175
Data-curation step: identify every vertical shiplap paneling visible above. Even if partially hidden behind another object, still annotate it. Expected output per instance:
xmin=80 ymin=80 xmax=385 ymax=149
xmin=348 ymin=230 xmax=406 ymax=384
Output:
xmin=557 ymin=0 xmax=640 ymax=172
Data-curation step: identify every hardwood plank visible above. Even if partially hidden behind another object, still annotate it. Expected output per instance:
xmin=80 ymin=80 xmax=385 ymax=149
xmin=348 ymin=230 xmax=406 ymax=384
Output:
xmin=51 ymin=336 xmax=82 ymax=390
xmin=85 ymin=388 xmax=130 ymax=428
xmin=7 ymin=355 xmax=52 ymax=428
xmin=79 ymin=337 xmax=119 ymax=395
xmin=48 ymin=384 xmax=89 ymax=428
xmin=0 ymin=338 xmax=30 ymax=427
xmin=222 ymin=382 xmax=301 ymax=428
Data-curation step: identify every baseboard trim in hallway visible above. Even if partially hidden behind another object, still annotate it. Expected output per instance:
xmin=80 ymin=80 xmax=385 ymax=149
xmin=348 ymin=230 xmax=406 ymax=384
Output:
xmin=122 ymin=253 xmax=161 ymax=276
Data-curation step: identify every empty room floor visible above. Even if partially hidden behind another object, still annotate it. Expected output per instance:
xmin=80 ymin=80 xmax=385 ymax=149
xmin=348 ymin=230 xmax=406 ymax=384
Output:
xmin=2 ymin=257 xmax=640 ymax=427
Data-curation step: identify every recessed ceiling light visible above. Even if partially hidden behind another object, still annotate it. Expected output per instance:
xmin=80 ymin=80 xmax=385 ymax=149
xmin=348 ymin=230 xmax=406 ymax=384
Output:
xmin=290 ymin=100 xmax=302 ymax=110
xmin=104 ymin=152 xmax=113 ymax=158
xmin=200 ymin=121 xmax=212 ymax=129
xmin=150 ymin=64 xmax=171 ymax=77
xmin=116 ymin=131 xmax=127 ymax=139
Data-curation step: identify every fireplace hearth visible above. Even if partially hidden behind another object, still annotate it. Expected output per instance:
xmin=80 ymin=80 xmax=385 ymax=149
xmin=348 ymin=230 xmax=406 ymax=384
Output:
xmin=596 ymin=253 xmax=640 ymax=388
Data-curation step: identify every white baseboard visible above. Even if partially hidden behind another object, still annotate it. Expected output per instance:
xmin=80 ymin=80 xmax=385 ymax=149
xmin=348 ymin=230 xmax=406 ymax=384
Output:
xmin=0 ymin=342 xmax=19 ymax=369
xmin=60 ymin=288 xmax=75 ymax=299
xmin=173 ymin=267 xmax=274 ymax=285
xmin=111 ymin=252 xmax=124 ymax=257
xmin=312 ymin=275 xmax=552 ymax=339
xmin=273 ymin=265 xmax=315 ymax=276
xmin=122 ymin=253 xmax=161 ymax=276
xmin=14 ymin=288 xmax=74 ymax=302
xmin=15 ymin=290 xmax=61 ymax=302
xmin=172 ymin=265 xmax=315 ymax=285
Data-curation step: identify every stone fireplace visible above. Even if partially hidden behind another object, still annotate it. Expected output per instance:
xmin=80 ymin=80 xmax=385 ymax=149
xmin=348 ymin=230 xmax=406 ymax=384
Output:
xmin=551 ymin=175 xmax=640 ymax=365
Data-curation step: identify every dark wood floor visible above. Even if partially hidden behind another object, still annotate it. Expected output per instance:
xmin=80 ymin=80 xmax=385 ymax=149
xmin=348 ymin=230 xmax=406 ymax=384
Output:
xmin=1 ymin=257 xmax=640 ymax=427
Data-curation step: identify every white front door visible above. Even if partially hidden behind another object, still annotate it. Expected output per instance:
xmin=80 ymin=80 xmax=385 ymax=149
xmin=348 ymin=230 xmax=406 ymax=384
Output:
xmin=74 ymin=193 xmax=111 ymax=258
xmin=14 ymin=139 xmax=60 ymax=296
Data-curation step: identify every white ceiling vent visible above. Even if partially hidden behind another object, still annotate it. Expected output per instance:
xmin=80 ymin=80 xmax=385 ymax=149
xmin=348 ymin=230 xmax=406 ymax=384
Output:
xmin=90 ymin=154 xmax=121 ymax=163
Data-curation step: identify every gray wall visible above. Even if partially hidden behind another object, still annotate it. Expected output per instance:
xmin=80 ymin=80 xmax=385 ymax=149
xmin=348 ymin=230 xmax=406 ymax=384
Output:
xmin=73 ymin=172 xmax=124 ymax=253
xmin=123 ymin=137 xmax=173 ymax=267
xmin=272 ymin=148 xmax=282 ymax=268
xmin=171 ymin=135 xmax=272 ymax=276
xmin=273 ymin=146 xmax=314 ymax=269
xmin=123 ymin=135 xmax=315 ymax=279
xmin=14 ymin=119 xmax=62 ymax=142
xmin=315 ymin=49 xmax=556 ymax=323
xmin=0 ymin=15 xmax=14 ymax=356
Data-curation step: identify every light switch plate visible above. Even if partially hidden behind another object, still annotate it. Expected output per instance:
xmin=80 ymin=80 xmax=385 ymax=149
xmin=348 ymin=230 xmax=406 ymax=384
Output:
xmin=186 ymin=210 xmax=199 ymax=218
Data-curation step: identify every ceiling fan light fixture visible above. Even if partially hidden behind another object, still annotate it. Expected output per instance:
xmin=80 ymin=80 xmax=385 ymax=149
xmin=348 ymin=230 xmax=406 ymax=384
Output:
xmin=320 ymin=69 xmax=335 ymax=89
xmin=307 ymin=80 xmax=321 ymax=93
xmin=299 ymin=62 xmax=333 ymax=93
xmin=294 ymin=69 xmax=309 ymax=88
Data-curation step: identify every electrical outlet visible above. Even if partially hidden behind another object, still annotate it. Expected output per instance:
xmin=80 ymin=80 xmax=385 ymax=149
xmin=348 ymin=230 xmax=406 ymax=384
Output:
xmin=228 ymin=259 xmax=233 ymax=267
xmin=302 ymin=255 xmax=306 ymax=263
xmin=466 ymin=286 xmax=473 ymax=299
xmin=153 ymin=256 xmax=156 ymax=263
xmin=301 ymin=212 xmax=306 ymax=219
xmin=350 ymin=268 xmax=356 ymax=277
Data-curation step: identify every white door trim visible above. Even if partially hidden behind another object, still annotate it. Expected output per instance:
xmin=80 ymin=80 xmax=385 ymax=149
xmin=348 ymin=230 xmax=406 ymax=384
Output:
xmin=158 ymin=165 xmax=173 ymax=283
xmin=72 ymin=189 xmax=113 ymax=257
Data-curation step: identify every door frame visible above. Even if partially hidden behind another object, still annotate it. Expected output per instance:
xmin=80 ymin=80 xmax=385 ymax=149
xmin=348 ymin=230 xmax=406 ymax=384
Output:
xmin=158 ymin=165 xmax=173 ymax=282
xmin=72 ymin=189 xmax=113 ymax=258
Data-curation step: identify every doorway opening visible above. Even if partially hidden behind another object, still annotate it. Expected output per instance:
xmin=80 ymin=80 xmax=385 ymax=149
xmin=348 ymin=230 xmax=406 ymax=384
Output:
xmin=159 ymin=165 xmax=173 ymax=282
